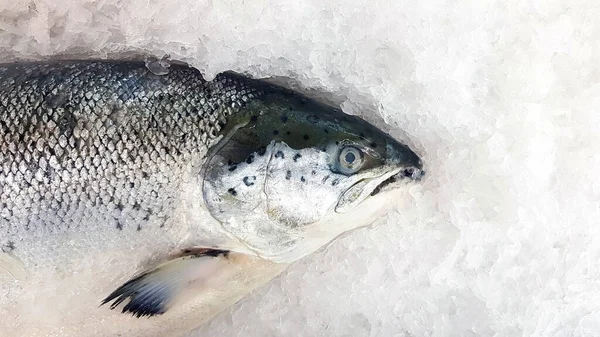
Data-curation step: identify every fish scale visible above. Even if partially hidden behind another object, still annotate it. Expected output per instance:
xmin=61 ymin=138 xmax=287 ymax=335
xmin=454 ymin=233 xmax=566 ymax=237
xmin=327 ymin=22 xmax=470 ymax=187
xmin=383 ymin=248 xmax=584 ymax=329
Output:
xmin=0 ymin=60 xmax=262 ymax=260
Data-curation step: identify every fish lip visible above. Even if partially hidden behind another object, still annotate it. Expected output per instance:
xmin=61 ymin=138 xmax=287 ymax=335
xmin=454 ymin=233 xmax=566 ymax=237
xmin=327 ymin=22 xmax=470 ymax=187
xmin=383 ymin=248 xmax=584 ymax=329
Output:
xmin=370 ymin=166 xmax=425 ymax=197
xmin=335 ymin=164 xmax=423 ymax=213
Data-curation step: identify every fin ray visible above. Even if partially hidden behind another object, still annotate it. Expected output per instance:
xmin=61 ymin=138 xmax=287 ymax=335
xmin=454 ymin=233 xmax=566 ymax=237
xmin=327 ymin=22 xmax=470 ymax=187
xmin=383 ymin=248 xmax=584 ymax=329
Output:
xmin=101 ymin=249 xmax=229 ymax=318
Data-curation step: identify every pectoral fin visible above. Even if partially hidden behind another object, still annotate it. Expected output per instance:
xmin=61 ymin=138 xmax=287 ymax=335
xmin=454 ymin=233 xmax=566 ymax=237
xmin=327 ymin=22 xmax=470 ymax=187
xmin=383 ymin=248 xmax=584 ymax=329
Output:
xmin=101 ymin=249 xmax=231 ymax=318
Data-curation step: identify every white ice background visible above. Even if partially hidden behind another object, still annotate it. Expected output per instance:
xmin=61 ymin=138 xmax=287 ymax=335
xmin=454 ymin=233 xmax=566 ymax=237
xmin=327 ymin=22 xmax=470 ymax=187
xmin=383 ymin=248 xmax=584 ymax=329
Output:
xmin=1 ymin=1 xmax=600 ymax=336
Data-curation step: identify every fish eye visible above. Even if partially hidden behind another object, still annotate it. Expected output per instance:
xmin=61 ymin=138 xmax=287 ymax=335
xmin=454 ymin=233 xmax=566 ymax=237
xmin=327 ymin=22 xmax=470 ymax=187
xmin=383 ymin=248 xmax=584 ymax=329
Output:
xmin=338 ymin=146 xmax=364 ymax=174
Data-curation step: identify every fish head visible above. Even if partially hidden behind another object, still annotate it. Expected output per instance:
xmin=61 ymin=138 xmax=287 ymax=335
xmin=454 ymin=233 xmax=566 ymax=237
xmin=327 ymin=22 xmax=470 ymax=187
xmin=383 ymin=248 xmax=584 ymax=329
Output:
xmin=202 ymin=83 xmax=423 ymax=262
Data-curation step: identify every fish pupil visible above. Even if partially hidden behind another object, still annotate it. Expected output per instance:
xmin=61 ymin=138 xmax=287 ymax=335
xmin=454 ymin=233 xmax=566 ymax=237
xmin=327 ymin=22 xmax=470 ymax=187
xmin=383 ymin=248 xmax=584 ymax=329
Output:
xmin=345 ymin=152 xmax=356 ymax=163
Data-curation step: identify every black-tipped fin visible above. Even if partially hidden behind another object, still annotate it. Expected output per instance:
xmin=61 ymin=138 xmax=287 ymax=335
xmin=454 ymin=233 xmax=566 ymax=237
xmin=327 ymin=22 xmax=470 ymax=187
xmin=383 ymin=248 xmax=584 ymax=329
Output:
xmin=101 ymin=249 xmax=229 ymax=318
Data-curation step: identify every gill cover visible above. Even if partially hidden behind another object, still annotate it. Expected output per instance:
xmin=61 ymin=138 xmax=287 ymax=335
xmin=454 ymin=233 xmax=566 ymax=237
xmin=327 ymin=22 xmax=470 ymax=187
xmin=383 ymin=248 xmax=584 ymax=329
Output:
xmin=201 ymin=96 xmax=352 ymax=257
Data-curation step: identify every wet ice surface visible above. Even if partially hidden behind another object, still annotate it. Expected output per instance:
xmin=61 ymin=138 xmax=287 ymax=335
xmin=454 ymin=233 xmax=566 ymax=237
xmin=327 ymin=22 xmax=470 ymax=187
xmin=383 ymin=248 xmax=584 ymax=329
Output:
xmin=1 ymin=1 xmax=600 ymax=336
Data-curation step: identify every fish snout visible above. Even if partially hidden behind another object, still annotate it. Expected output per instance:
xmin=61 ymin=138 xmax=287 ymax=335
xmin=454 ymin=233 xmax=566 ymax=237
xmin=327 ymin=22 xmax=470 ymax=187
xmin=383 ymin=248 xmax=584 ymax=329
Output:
xmin=400 ymin=166 xmax=425 ymax=181
xmin=387 ymin=142 xmax=424 ymax=181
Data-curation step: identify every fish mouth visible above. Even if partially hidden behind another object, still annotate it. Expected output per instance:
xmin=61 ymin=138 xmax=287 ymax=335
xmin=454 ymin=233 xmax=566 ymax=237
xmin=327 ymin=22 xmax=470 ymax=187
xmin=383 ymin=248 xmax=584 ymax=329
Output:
xmin=335 ymin=165 xmax=424 ymax=213
xmin=370 ymin=166 xmax=425 ymax=196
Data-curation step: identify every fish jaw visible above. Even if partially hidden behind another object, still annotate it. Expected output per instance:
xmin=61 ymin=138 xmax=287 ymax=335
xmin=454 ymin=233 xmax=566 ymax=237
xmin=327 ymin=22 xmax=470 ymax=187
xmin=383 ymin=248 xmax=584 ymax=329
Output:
xmin=335 ymin=166 xmax=403 ymax=213
xmin=335 ymin=138 xmax=425 ymax=213
xmin=245 ymin=181 xmax=416 ymax=264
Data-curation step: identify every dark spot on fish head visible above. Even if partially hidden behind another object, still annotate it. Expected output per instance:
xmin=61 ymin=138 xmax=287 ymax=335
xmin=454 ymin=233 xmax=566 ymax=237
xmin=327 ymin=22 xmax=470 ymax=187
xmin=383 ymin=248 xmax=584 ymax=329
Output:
xmin=129 ymin=182 xmax=135 ymax=188
xmin=311 ymin=170 xmax=317 ymax=175
xmin=324 ymin=129 xmax=329 ymax=133
xmin=285 ymin=171 xmax=292 ymax=180
xmin=300 ymin=176 xmax=306 ymax=183
xmin=243 ymin=176 xmax=255 ymax=186
xmin=251 ymin=115 xmax=258 ymax=122
xmin=293 ymin=153 xmax=302 ymax=162
xmin=370 ymin=142 xmax=377 ymax=148
xmin=281 ymin=114 xmax=288 ymax=123
xmin=246 ymin=154 xmax=255 ymax=164
xmin=1 ymin=241 xmax=15 ymax=253
xmin=286 ymin=131 xmax=291 ymax=135
xmin=303 ymin=135 xmax=309 ymax=140
xmin=273 ymin=130 xmax=279 ymax=135
xmin=227 ymin=188 xmax=237 ymax=196
xmin=275 ymin=151 xmax=284 ymax=159
xmin=228 ymin=165 xmax=237 ymax=172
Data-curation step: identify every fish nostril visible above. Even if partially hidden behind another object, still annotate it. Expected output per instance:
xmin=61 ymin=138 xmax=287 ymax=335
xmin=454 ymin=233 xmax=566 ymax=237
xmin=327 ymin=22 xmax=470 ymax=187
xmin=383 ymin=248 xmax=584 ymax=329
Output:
xmin=402 ymin=167 xmax=425 ymax=180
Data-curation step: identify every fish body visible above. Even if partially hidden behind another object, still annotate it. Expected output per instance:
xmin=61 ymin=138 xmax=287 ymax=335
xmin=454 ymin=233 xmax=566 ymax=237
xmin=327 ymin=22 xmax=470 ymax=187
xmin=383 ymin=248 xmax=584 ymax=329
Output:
xmin=0 ymin=60 xmax=423 ymax=336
